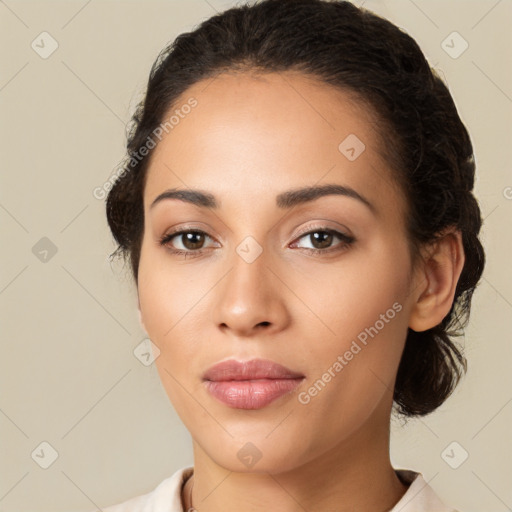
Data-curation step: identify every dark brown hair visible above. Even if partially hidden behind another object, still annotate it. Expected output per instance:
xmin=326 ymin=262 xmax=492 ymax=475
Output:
xmin=106 ymin=0 xmax=485 ymax=417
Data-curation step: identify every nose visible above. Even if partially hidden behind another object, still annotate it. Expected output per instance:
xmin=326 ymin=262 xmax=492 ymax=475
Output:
xmin=212 ymin=245 xmax=290 ymax=338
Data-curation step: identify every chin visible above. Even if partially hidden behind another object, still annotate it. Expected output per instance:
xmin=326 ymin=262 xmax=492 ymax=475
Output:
xmin=198 ymin=434 xmax=314 ymax=475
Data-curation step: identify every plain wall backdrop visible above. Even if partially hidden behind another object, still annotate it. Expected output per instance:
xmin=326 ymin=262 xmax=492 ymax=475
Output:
xmin=1 ymin=0 xmax=511 ymax=511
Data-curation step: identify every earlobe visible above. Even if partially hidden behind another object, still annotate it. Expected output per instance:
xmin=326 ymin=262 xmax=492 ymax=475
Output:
xmin=137 ymin=296 xmax=147 ymax=333
xmin=408 ymin=230 xmax=465 ymax=332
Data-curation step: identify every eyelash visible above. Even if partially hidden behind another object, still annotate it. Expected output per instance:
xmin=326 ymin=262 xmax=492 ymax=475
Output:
xmin=158 ymin=227 xmax=355 ymax=259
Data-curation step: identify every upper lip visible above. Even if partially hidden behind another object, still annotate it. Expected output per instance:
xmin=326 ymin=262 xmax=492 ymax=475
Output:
xmin=203 ymin=358 xmax=304 ymax=381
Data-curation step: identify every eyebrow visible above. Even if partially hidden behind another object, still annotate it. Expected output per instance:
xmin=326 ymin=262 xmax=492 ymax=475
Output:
xmin=150 ymin=183 xmax=375 ymax=213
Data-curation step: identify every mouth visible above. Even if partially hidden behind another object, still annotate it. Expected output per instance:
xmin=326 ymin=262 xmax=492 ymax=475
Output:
xmin=202 ymin=358 xmax=305 ymax=410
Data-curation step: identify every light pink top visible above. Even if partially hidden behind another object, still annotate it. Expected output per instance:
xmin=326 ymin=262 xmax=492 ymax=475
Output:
xmin=100 ymin=466 xmax=460 ymax=512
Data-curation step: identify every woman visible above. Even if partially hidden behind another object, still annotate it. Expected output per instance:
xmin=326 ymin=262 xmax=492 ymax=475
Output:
xmin=103 ymin=0 xmax=485 ymax=510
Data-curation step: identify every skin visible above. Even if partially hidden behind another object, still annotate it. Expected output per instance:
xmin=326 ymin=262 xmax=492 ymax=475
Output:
xmin=136 ymin=70 xmax=465 ymax=512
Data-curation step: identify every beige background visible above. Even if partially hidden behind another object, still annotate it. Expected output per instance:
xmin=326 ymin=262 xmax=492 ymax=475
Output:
xmin=0 ymin=0 xmax=511 ymax=511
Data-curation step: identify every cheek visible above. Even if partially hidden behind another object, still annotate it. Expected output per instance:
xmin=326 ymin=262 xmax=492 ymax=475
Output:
xmin=290 ymin=240 xmax=410 ymax=409
xmin=137 ymin=243 xmax=214 ymax=394
xmin=137 ymin=239 xmax=206 ymax=341
xmin=138 ymin=274 xmax=208 ymax=364
xmin=137 ymin=259 xmax=206 ymax=418
xmin=291 ymin=241 xmax=410 ymax=350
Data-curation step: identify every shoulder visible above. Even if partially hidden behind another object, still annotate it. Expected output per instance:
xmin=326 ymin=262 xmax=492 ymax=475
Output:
xmin=391 ymin=469 xmax=461 ymax=512
xmin=95 ymin=466 xmax=193 ymax=512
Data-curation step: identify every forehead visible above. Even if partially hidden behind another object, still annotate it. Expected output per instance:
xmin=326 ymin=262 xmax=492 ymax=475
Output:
xmin=143 ymin=71 xmax=403 ymax=218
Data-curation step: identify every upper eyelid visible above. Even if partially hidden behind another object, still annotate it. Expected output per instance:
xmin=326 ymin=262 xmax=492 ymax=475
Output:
xmin=159 ymin=212 xmax=354 ymax=238
xmin=165 ymin=225 xmax=348 ymax=237
xmin=292 ymin=225 xmax=351 ymax=239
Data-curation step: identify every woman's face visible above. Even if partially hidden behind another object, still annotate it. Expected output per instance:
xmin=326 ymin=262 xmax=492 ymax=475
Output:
xmin=138 ymin=71 xmax=418 ymax=472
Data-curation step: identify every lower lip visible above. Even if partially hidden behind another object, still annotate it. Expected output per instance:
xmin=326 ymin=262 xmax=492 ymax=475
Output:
xmin=204 ymin=378 xmax=304 ymax=409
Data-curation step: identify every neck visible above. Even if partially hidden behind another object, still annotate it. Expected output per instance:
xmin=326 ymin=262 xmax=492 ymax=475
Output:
xmin=182 ymin=405 xmax=408 ymax=512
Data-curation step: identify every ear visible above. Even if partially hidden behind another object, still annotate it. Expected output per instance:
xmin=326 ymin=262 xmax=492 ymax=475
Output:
xmin=409 ymin=229 xmax=465 ymax=332
xmin=137 ymin=294 xmax=147 ymax=333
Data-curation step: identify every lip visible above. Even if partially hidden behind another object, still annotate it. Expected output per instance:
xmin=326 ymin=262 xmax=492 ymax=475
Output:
xmin=203 ymin=358 xmax=304 ymax=381
xmin=203 ymin=358 xmax=305 ymax=410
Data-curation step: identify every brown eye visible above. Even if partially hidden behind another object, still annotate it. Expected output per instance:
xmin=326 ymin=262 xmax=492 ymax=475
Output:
xmin=309 ymin=231 xmax=333 ymax=249
xmin=180 ymin=231 xmax=206 ymax=250
xmin=159 ymin=230 xmax=214 ymax=253
xmin=292 ymin=228 xmax=355 ymax=254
